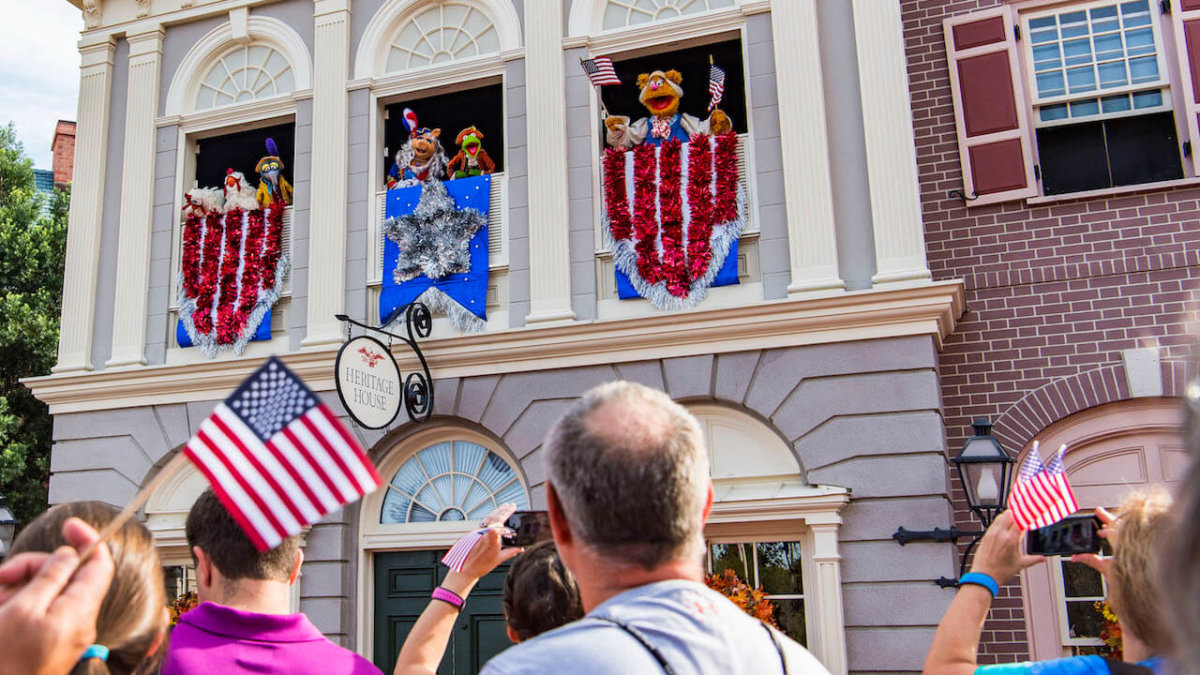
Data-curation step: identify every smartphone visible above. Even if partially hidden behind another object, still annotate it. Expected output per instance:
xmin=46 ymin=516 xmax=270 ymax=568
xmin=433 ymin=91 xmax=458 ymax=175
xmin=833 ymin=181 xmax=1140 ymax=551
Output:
xmin=502 ymin=510 xmax=551 ymax=547
xmin=1026 ymin=514 xmax=1103 ymax=556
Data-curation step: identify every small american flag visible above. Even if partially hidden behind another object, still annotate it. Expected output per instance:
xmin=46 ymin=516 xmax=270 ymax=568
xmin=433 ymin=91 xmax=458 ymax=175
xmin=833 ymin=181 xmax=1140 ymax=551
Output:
xmin=582 ymin=57 xmax=621 ymax=87
xmin=707 ymin=64 xmax=726 ymax=112
xmin=185 ymin=357 xmax=382 ymax=551
xmin=442 ymin=529 xmax=487 ymax=572
xmin=1007 ymin=441 xmax=1079 ymax=531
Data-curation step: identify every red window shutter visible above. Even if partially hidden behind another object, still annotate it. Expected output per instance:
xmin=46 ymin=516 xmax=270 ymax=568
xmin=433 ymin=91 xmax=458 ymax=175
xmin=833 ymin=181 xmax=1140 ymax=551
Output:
xmin=1171 ymin=0 xmax=1200 ymax=174
xmin=943 ymin=7 xmax=1037 ymax=206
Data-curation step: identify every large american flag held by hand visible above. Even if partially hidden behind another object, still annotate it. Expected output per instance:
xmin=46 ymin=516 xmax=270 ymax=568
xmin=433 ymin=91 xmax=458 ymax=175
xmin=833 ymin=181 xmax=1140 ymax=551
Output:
xmin=186 ymin=357 xmax=382 ymax=551
xmin=1007 ymin=441 xmax=1079 ymax=531
xmin=582 ymin=57 xmax=621 ymax=87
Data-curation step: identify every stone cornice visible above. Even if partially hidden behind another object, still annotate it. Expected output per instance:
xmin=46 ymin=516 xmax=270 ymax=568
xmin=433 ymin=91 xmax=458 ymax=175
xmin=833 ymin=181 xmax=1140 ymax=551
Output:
xmin=26 ymin=281 xmax=965 ymax=414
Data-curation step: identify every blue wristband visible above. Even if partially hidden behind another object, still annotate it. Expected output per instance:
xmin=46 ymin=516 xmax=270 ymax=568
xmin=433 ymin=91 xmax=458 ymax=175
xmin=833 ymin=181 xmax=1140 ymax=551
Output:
xmin=959 ymin=572 xmax=999 ymax=597
xmin=80 ymin=645 xmax=109 ymax=662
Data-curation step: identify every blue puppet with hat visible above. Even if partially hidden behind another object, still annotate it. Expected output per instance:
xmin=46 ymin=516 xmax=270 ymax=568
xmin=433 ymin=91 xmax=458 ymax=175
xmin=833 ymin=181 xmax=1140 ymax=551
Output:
xmin=255 ymin=138 xmax=293 ymax=207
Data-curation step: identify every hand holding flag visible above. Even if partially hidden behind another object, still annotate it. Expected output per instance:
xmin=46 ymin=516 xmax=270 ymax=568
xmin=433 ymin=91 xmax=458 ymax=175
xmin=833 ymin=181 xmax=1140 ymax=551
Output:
xmin=1007 ymin=441 xmax=1079 ymax=531
xmin=707 ymin=63 xmax=726 ymax=113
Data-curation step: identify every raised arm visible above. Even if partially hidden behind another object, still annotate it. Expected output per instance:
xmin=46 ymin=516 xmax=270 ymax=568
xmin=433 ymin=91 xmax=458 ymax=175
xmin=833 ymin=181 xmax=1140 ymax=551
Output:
xmin=394 ymin=509 xmax=522 ymax=675
xmin=924 ymin=512 xmax=1043 ymax=675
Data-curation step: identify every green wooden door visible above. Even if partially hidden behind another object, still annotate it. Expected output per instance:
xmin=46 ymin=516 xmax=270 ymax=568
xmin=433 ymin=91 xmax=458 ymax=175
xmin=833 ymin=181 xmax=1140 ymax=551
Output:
xmin=373 ymin=550 xmax=512 ymax=674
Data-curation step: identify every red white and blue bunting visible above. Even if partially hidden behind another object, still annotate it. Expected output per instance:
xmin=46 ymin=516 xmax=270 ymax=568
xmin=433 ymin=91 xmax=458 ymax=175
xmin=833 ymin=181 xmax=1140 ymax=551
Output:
xmin=602 ymin=133 xmax=744 ymax=311
xmin=177 ymin=207 xmax=289 ymax=356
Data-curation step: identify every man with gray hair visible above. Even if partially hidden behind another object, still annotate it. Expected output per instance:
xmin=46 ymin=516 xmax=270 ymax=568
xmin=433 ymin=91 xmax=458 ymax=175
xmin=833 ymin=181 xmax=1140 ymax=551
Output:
xmin=481 ymin=381 xmax=828 ymax=674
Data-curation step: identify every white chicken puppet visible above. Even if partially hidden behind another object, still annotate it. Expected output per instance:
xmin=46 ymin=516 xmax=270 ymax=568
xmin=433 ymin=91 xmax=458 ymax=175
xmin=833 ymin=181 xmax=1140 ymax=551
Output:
xmin=181 ymin=187 xmax=224 ymax=218
xmin=222 ymin=169 xmax=260 ymax=212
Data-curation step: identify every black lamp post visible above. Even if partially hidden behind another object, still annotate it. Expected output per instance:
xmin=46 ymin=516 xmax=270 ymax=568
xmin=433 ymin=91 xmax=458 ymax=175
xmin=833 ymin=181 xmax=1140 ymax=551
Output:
xmin=0 ymin=495 xmax=17 ymax=561
xmin=894 ymin=418 xmax=1014 ymax=587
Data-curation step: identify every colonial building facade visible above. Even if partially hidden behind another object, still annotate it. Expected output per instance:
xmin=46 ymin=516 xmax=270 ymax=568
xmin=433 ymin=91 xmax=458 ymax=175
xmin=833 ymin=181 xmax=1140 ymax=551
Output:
xmin=906 ymin=0 xmax=1197 ymax=664
xmin=28 ymin=0 xmax=1019 ymax=673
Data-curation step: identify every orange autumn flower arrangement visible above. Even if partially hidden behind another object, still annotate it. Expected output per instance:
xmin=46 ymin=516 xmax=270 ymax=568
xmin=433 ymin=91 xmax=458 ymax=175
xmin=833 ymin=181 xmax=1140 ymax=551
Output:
xmin=170 ymin=591 xmax=199 ymax=626
xmin=1094 ymin=600 xmax=1122 ymax=660
xmin=704 ymin=568 xmax=780 ymax=628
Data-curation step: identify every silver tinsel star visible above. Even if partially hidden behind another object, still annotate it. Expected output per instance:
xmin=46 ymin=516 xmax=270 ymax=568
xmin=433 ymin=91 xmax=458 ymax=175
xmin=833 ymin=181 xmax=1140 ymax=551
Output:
xmin=383 ymin=179 xmax=486 ymax=282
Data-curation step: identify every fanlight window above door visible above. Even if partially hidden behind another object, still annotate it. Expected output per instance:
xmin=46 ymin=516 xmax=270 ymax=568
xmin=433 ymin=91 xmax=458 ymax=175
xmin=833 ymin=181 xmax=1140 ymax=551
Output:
xmin=381 ymin=441 xmax=527 ymax=524
xmin=385 ymin=2 xmax=500 ymax=73
xmin=602 ymin=0 xmax=736 ymax=30
xmin=196 ymin=44 xmax=296 ymax=111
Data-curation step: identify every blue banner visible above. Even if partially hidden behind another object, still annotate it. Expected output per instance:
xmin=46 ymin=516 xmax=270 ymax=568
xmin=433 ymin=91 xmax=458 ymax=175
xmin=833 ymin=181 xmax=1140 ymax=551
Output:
xmin=178 ymin=309 xmax=272 ymax=348
xmin=616 ymin=239 xmax=740 ymax=300
xmin=379 ymin=175 xmax=491 ymax=325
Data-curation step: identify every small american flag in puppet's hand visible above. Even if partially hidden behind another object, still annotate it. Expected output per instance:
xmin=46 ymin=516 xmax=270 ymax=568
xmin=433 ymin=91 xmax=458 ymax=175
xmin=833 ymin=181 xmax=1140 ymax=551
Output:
xmin=185 ymin=357 xmax=383 ymax=551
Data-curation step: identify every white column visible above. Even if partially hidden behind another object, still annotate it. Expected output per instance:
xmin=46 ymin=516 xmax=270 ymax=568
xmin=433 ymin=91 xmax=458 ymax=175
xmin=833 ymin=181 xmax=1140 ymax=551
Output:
xmin=303 ymin=0 xmax=351 ymax=347
xmin=852 ymin=0 xmax=932 ymax=289
xmin=772 ymin=0 xmax=844 ymax=298
xmin=107 ymin=26 xmax=165 ymax=368
xmin=808 ymin=522 xmax=849 ymax=675
xmin=523 ymin=1 xmax=576 ymax=325
xmin=54 ymin=36 xmax=116 ymax=373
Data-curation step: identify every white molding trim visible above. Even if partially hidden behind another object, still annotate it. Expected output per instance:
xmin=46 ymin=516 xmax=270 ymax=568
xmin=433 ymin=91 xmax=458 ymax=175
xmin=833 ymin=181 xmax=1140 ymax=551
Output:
xmin=27 ymin=281 xmax=966 ymax=414
xmin=157 ymin=92 xmax=306 ymax=133
xmin=566 ymin=4 xmax=747 ymax=51
xmin=353 ymin=0 xmax=522 ymax=80
xmin=567 ymin=0 xmax=748 ymax=38
xmin=163 ymin=15 xmax=312 ymax=116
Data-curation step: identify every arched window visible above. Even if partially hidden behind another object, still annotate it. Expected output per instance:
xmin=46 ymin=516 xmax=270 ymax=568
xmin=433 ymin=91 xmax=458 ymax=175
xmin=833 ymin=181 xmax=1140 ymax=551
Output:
xmin=385 ymin=2 xmax=500 ymax=73
xmin=600 ymin=0 xmax=736 ymax=30
xmin=195 ymin=44 xmax=296 ymax=111
xmin=380 ymin=439 xmax=528 ymax=524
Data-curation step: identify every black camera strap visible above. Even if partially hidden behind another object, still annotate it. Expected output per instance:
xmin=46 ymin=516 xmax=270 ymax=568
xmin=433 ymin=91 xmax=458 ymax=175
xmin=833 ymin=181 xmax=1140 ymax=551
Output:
xmin=589 ymin=615 xmax=789 ymax=674
xmin=1105 ymin=661 xmax=1154 ymax=675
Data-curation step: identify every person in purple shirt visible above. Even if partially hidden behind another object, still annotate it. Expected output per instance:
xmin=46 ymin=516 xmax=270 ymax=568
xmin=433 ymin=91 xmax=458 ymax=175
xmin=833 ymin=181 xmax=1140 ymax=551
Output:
xmin=161 ymin=489 xmax=381 ymax=675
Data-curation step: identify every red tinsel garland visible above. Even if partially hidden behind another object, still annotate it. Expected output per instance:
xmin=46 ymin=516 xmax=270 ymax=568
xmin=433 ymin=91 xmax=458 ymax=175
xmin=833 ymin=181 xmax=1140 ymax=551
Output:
xmin=237 ymin=209 xmax=266 ymax=320
xmin=631 ymin=144 xmax=661 ymax=284
xmin=686 ymin=135 xmax=715 ymax=285
xmin=191 ymin=212 xmax=224 ymax=334
xmin=713 ymin=133 xmax=739 ymax=224
xmin=261 ymin=206 xmax=285 ymax=289
xmin=215 ymin=207 xmax=245 ymax=344
xmin=601 ymin=133 xmax=740 ymax=297
xmin=603 ymin=150 xmax=632 ymax=241
xmin=657 ymin=139 xmax=688 ymax=297
xmin=181 ymin=213 xmax=204 ymax=298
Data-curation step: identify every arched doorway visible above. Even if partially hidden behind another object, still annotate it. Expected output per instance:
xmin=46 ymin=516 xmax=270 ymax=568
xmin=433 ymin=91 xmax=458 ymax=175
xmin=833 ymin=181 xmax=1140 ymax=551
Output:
xmin=1019 ymin=398 xmax=1185 ymax=660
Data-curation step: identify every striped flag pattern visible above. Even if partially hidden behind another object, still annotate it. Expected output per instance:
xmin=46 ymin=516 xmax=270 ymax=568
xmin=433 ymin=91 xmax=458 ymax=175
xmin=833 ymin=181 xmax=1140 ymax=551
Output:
xmin=185 ymin=357 xmax=382 ymax=551
xmin=441 ymin=529 xmax=487 ymax=572
xmin=708 ymin=64 xmax=726 ymax=112
xmin=582 ymin=57 xmax=621 ymax=86
xmin=1007 ymin=441 xmax=1079 ymax=531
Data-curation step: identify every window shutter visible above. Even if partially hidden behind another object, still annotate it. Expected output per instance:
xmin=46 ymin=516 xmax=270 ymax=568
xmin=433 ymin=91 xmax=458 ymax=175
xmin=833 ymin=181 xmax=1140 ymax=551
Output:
xmin=1171 ymin=0 xmax=1200 ymax=174
xmin=943 ymin=7 xmax=1037 ymax=206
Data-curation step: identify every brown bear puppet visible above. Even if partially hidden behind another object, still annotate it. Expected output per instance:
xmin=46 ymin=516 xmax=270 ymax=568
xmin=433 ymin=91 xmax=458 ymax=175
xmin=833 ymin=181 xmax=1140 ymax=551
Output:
xmin=604 ymin=69 xmax=732 ymax=149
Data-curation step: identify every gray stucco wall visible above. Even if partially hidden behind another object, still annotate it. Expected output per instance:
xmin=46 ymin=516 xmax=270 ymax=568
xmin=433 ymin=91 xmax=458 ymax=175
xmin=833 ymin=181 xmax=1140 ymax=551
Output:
xmin=344 ymin=88 xmax=372 ymax=325
xmin=817 ymin=0 xmax=877 ymax=291
xmin=289 ymin=99 xmax=315 ymax=348
xmin=158 ymin=13 xmax=225 ymax=117
xmin=91 ymin=37 xmax=129 ymax=371
xmin=506 ymin=58 xmax=532 ymax=327
xmin=49 ymin=335 xmax=954 ymax=669
xmin=146 ymin=125 xmax=180 ymax=364
xmin=563 ymin=45 xmax=596 ymax=321
xmin=743 ymin=12 xmax=789 ymax=300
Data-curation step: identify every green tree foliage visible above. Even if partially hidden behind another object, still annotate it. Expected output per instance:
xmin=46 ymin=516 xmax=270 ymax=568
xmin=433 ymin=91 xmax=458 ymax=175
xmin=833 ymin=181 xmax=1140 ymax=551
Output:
xmin=0 ymin=123 xmax=68 ymax=526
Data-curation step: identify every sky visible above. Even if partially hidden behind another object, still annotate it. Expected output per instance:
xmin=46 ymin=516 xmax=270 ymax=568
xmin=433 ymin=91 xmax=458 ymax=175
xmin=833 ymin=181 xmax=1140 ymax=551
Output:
xmin=0 ymin=1 xmax=83 ymax=169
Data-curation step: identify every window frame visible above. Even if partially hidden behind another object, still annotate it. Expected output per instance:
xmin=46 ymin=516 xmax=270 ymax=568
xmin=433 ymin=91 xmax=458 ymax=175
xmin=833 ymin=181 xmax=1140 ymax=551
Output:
xmin=582 ymin=22 xmax=766 ymax=321
xmin=705 ymin=538 xmax=808 ymax=643
xmin=1012 ymin=0 xmax=1192 ymax=196
xmin=1049 ymin=554 xmax=1109 ymax=649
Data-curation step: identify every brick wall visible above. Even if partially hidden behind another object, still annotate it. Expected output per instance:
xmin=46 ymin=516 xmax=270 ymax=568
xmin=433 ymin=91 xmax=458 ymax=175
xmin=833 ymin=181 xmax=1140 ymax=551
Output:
xmin=52 ymin=121 xmax=76 ymax=186
xmin=903 ymin=0 xmax=1200 ymax=663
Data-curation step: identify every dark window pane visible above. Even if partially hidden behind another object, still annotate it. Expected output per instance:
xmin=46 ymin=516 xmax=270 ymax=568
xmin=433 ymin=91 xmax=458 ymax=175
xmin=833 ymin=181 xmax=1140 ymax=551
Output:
xmin=1065 ymin=600 xmax=1105 ymax=639
xmin=709 ymin=543 xmax=750 ymax=582
xmin=1061 ymin=560 xmax=1104 ymax=597
xmin=1037 ymin=120 xmax=1109 ymax=194
xmin=384 ymin=84 xmax=505 ymax=180
xmin=195 ymin=123 xmax=295 ymax=190
xmin=1106 ymin=111 xmax=1183 ymax=186
xmin=771 ymin=599 xmax=807 ymax=646
xmin=756 ymin=542 xmax=803 ymax=595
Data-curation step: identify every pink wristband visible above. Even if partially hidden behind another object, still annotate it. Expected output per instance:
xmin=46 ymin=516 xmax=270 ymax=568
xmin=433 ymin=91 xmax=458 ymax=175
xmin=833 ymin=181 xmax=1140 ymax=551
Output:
xmin=431 ymin=587 xmax=465 ymax=610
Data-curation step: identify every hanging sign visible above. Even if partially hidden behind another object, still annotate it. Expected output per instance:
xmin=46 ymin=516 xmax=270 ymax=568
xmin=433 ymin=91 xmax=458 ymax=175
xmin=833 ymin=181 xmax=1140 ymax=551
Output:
xmin=335 ymin=335 xmax=403 ymax=429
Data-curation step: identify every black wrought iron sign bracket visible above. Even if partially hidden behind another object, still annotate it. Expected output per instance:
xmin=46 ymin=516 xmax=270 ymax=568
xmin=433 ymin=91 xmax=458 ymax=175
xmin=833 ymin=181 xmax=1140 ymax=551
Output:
xmin=335 ymin=302 xmax=434 ymax=425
